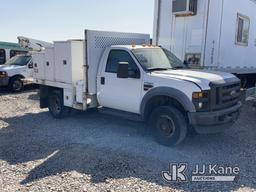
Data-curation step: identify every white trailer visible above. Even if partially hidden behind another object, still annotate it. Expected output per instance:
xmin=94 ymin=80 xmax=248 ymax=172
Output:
xmin=153 ymin=0 xmax=256 ymax=87
xmin=33 ymin=29 xmax=242 ymax=146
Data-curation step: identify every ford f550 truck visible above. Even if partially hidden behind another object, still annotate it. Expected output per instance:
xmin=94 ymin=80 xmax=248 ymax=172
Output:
xmin=31 ymin=30 xmax=242 ymax=146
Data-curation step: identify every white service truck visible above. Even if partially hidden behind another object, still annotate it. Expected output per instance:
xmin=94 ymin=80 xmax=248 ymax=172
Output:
xmin=0 ymin=54 xmax=33 ymax=92
xmin=0 ymin=37 xmax=53 ymax=92
xmin=33 ymin=30 xmax=242 ymax=146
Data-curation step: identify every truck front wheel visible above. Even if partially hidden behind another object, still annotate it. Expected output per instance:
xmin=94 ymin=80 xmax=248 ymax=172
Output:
xmin=9 ymin=77 xmax=23 ymax=92
xmin=48 ymin=91 xmax=70 ymax=119
xmin=150 ymin=106 xmax=188 ymax=146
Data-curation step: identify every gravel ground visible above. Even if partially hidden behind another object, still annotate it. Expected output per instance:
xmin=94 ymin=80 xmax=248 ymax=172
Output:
xmin=0 ymin=88 xmax=256 ymax=192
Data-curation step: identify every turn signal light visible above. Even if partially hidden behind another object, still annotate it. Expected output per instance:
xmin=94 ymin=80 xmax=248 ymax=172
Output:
xmin=192 ymin=92 xmax=204 ymax=99
xmin=0 ymin=71 xmax=7 ymax=78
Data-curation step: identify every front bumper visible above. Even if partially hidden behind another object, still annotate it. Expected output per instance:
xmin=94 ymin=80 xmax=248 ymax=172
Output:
xmin=188 ymin=102 xmax=242 ymax=134
xmin=0 ymin=77 xmax=9 ymax=87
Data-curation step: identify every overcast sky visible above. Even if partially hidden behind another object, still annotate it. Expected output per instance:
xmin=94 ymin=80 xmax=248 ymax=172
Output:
xmin=1 ymin=0 xmax=155 ymax=43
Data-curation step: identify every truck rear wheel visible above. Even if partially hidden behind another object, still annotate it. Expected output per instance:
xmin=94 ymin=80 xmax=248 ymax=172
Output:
xmin=150 ymin=106 xmax=188 ymax=146
xmin=9 ymin=77 xmax=23 ymax=92
xmin=48 ymin=91 xmax=70 ymax=119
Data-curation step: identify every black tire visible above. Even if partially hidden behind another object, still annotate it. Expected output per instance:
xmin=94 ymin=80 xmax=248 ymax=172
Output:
xmin=48 ymin=91 xmax=70 ymax=119
xmin=149 ymin=106 xmax=188 ymax=146
xmin=9 ymin=77 xmax=23 ymax=92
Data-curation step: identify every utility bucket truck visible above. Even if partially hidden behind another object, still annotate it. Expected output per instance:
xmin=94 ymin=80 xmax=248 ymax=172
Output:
xmin=0 ymin=41 xmax=29 ymax=65
xmin=0 ymin=37 xmax=53 ymax=92
xmin=33 ymin=30 xmax=242 ymax=146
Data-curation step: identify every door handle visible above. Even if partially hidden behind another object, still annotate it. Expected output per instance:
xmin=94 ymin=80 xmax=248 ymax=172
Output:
xmin=101 ymin=77 xmax=105 ymax=85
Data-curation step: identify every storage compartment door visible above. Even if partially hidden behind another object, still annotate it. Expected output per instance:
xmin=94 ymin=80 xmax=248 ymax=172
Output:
xmin=54 ymin=42 xmax=72 ymax=84
xmin=32 ymin=52 xmax=45 ymax=80
xmin=45 ymin=47 xmax=55 ymax=81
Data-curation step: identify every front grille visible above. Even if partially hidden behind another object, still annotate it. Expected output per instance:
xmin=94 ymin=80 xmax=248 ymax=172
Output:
xmin=211 ymin=82 xmax=241 ymax=111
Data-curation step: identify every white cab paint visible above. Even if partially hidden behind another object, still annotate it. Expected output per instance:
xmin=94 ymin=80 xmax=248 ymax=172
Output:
xmin=97 ymin=47 xmax=144 ymax=114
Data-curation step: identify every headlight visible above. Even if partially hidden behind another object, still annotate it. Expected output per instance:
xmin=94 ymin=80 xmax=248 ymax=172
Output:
xmin=192 ymin=90 xmax=210 ymax=111
xmin=0 ymin=71 xmax=8 ymax=78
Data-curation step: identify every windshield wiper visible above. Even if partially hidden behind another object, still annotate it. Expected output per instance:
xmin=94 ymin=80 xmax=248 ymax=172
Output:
xmin=147 ymin=67 xmax=172 ymax=72
xmin=172 ymin=66 xmax=185 ymax=70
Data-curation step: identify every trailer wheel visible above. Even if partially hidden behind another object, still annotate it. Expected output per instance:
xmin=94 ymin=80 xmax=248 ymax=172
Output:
xmin=150 ymin=106 xmax=188 ymax=146
xmin=9 ymin=77 xmax=23 ymax=92
xmin=48 ymin=91 xmax=70 ymax=119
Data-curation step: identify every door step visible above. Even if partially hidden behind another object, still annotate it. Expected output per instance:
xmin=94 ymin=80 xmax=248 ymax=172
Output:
xmin=98 ymin=107 xmax=143 ymax=122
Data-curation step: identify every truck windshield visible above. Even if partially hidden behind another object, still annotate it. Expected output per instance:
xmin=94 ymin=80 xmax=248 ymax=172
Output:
xmin=4 ymin=55 xmax=31 ymax=66
xmin=132 ymin=48 xmax=186 ymax=71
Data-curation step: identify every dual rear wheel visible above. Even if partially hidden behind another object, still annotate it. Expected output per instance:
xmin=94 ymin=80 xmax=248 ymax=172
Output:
xmin=48 ymin=91 xmax=71 ymax=118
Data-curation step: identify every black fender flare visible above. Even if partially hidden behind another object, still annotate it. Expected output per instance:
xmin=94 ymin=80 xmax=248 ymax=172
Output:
xmin=9 ymin=74 xmax=25 ymax=85
xmin=140 ymin=87 xmax=196 ymax=120
xmin=10 ymin=74 xmax=25 ymax=80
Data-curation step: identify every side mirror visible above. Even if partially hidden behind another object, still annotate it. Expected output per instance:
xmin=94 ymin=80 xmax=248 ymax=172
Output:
xmin=28 ymin=63 xmax=33 ymax=69
xmin=117 ymin=62 xmax=129 ymax=79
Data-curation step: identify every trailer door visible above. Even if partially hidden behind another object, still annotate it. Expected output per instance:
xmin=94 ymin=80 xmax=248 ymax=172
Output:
xmin=172 ymin=17 xmax=187 ymax=61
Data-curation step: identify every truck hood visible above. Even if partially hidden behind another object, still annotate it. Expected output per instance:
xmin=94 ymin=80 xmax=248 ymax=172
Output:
xmin=0 ymin=65 xmax=24 ymax=71
xmin=151 ymin=69 xmax=239 ymax=90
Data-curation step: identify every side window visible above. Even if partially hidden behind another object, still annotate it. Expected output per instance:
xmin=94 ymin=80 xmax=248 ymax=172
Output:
xmin=10 ymin=50 xmax=27 ymax=58
xmin=236 ymin=13 xmax=250 ymax=46
xmin=106 ymin=50 xmax=139 ymax=74
xmin=0 ymin=49 xmax=6 ymax=64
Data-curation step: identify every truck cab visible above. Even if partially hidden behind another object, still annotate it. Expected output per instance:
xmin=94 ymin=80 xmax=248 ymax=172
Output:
xmin=34 ymin=30 xmax=242 ymax=146
xmin=0 ymin=55 xmax=33 ymax=92
xmin=96 ymin=45 xmax=241 ymax=145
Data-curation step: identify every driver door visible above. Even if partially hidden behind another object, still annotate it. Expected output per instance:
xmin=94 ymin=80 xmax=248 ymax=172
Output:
xmin=97 ymin=49 xmax=143 ymax=114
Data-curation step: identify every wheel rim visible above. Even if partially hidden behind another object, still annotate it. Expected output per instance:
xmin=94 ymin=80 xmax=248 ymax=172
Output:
xmin=13 ymin=80 xmax=22 ymax=91
xmin=157 ymin=115 xmax=176 ymax=137
xmin=50 ymin=95 xmax=61 ymax=115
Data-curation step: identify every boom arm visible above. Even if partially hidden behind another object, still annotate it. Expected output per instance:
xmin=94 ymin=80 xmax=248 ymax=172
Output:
xmin=18 ymin=36 xmax=53 ymax=52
